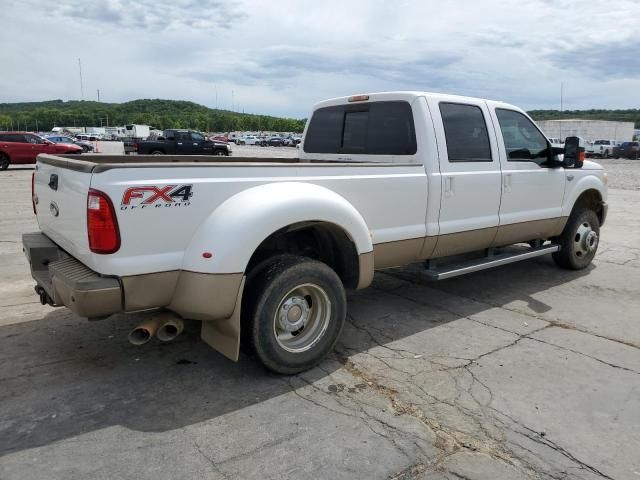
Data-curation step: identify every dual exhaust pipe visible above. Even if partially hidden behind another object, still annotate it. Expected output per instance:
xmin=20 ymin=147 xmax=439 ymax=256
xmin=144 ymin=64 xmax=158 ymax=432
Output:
xmin=128 ymin=313 xmax=184 ymax=346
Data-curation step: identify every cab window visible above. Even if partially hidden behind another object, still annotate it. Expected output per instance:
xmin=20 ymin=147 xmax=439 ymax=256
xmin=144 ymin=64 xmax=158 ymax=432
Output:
xmin=439 ymin=103 xmax=492 ymax=162
xmin=496 ymin=109 xmax=550 ymax=164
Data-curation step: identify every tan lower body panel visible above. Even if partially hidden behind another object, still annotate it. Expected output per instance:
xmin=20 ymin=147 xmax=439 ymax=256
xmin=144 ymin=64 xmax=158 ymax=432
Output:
xmin=370 ymin=218 xmax=566 ymax=266
xmin=372 ymin=237 xmax=426 ymax=269
xmin=168 ymin=272 xmax=244 ymax=321
xmin=121 ymin=270 xmax=243 ymax=322
xmin=431 ymin=227 xmax=498 ymax=259
xmin=492 ymin=217 xmax=567 ymax=247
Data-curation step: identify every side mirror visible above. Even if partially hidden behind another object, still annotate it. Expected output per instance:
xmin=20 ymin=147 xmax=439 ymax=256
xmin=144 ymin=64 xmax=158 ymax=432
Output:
xmin=563 ymin=136 xmax=585 ymax=168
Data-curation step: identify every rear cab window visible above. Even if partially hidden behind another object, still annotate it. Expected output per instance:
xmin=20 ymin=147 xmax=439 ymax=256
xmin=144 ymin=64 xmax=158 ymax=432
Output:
xmin=303 ymin=101 xmax=417 ymax=155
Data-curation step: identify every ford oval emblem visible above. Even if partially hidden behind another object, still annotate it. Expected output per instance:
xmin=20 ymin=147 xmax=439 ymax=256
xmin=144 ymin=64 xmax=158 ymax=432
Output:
xmin=49 ymin=202 xmax=59 ymax=217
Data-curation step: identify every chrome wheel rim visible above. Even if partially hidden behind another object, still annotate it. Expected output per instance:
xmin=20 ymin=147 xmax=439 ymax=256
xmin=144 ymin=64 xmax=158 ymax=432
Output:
xmin=273 ymin=283 xmax=331 ymax=353
xmin=573 ymin=221 xmax=598 ymax=258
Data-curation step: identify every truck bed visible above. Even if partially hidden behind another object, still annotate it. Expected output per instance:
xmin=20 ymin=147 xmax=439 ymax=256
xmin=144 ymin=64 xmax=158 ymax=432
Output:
xmin=47 ymin=154 xmax=415 ymax=173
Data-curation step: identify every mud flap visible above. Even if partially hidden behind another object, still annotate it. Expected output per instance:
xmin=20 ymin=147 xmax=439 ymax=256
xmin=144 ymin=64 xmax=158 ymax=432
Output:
xmin=200 ymin=277 xmax=245 ymax=361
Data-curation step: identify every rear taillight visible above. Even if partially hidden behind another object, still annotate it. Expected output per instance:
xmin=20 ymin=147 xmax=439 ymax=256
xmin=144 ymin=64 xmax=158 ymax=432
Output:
xmin=31 ymin=172 xmax=36 ymax=214
xmin=87 ymin=189 xmax=120 ymax=254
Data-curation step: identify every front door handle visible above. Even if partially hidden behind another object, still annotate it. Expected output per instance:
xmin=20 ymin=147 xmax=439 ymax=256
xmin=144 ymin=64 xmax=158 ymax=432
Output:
xmin=444 ymin=176 xmax=454 ymax=197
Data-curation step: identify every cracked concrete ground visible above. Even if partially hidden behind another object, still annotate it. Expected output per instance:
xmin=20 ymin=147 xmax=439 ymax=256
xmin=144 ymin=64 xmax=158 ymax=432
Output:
xmin=1 ymin=156 xmax=639 ymax=479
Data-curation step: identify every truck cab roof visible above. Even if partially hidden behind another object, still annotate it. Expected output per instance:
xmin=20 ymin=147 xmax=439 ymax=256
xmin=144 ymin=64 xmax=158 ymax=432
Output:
xmin=312 ymin=91 xmax=517 ymax=111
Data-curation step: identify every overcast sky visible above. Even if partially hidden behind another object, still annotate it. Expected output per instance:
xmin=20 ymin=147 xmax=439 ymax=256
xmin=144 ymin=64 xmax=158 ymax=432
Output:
xmin=1 ymin=0 xmax=638 ymax=118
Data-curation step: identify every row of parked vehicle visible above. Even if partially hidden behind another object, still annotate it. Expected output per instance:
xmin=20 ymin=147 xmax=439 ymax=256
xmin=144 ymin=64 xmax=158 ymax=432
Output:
xmin=585 ymin=139 xmax=639 ymax=159
xmin=219 ymin=134 xmax=302 ymax=146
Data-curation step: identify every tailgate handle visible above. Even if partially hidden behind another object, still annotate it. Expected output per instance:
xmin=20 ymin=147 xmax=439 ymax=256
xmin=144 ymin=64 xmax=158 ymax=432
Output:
xmin=48 ymin=174 xmax=58 ymax=191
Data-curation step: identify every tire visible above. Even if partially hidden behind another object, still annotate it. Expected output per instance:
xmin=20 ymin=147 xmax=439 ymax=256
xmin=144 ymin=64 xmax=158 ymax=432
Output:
xmin=0 ymin=153 xmax=9 ymax=170
xmin=151 ymin=150 xmax=164 ymax=155
xmin=552 ymin=208 xmax=600 ymax=270
xmin=242 ymin=254 xmax=346 ymax=374
xmin=214 ymin=150 xmax=227 ymax=156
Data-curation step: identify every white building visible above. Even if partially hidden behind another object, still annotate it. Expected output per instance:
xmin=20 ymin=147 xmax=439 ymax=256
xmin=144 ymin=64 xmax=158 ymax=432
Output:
xmin=536 ymin=119 xmax=635 ymax=142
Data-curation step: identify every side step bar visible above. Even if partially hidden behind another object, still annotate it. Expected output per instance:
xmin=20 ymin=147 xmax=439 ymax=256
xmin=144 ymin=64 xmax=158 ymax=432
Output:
xmin=422 ymin=244 xmax=560 ymax=280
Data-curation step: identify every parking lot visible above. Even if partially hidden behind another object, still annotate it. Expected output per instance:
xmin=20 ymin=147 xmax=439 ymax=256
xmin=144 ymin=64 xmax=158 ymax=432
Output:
xmin=0 ymin=155 xmax=639 ymax=479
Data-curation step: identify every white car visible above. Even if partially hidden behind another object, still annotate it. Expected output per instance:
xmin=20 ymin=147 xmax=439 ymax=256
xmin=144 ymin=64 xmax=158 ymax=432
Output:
xmin=237 ymin=135 xmax=262 ymax=145
xmin=24 ymin=91 xmax=607 ymax=374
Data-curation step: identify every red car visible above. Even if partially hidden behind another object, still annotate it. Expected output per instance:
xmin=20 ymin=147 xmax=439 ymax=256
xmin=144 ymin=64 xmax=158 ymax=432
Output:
xmin=0 ymin=132 xmax=83 ymax=170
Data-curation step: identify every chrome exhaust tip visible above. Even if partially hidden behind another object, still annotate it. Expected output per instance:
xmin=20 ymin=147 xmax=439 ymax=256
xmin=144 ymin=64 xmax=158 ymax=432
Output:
xmin=127 ymin=318 xmax=162 ymax=346
xmin=156 ymin=317 xmax=184 ymax=342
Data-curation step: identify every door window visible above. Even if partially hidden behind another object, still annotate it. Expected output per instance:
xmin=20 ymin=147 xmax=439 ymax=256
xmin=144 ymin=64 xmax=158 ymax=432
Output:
xmin=495 ymin=109 xmax=550 ymax=164
xmin=190 ymin=132 xmax=205 ymax=142
xmin=439 ymin=103 xmax=492 ymax=162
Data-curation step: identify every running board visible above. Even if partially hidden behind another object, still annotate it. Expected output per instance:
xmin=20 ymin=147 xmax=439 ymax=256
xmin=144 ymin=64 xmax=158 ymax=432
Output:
xmin=422 ymin=244 xmax=560 ymax=280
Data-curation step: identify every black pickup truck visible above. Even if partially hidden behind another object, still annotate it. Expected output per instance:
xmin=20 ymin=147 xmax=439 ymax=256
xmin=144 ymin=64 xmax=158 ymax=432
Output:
xmin=136 ymin=129 xmax=231 ymax=156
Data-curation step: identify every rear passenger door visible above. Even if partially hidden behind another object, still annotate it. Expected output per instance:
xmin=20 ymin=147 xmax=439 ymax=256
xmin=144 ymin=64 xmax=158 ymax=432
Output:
xmin=174 ymin=131 xmax=193 ymax=154
xmin=427 ymin=99 xmax=502 ymax=256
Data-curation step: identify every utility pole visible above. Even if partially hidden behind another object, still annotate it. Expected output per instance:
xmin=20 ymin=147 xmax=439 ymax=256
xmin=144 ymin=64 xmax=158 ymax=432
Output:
xmin=560 ymin=82 xmax=564 ymax=112
xmin=232 ymin=89 xmax=235 ymax=112
xmin=97 ymin=89 xmax=100 ymax=102
xmin=78 ymin=58 xmax=85 ymax=100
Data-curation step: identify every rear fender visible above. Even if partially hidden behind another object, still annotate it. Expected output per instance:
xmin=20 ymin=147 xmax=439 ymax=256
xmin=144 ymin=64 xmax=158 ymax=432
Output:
xmin=182 ymin=182 xmax=373 ymax=275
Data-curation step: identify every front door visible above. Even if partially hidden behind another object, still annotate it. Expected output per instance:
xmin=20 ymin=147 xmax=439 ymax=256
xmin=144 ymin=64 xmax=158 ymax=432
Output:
xmin=489 ymin=107 xmax=566 ymax=245
xmin=427 ymin=98 xmax=503 ymax=257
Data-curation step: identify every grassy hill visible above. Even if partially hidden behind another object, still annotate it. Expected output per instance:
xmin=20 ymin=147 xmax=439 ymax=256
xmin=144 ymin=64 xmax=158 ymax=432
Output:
xmin=0 ymin=99 xmax=306 ymax=133
xmin=0 ymin=99 xmax=637 ymax=133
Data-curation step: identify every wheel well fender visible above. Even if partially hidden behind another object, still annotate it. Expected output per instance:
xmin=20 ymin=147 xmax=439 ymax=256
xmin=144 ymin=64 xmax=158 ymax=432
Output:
xmin=563 ymin=178 xmax=606 ymax=224
xmin=182 ymin=182 xmax=373 ymax=279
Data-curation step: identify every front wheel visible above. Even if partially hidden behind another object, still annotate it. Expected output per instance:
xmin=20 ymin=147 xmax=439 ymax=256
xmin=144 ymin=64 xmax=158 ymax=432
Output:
xmin=151 ymin=150 xmax=164 ymax=155
xmin=243 ymin=255 xmax=346 ymax=374
xmin=552 ymin=208 xmax=600 ymax=270
xmin=214 ymin=150 xmax=227 ymax=156
xmin=0 ymin=153 xmax=9 ymax=170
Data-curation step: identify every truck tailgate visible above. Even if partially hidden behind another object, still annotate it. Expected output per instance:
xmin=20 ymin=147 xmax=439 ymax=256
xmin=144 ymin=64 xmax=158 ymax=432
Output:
xmin=34 ymin=156 xmax=93 ymax=265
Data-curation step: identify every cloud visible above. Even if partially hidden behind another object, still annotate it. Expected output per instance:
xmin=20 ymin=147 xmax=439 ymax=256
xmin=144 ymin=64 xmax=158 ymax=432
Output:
xmin=551 ymin=39 xmax=640 ymax=79
xmin=0 ymin=0 xmax=639 ymax=117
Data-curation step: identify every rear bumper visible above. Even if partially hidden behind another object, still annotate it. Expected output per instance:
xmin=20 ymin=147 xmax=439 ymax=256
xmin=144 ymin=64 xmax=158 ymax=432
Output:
xmin=22 ymin=232 xmax=122 ymax=317
xmin=22 ymin=232 xmax=244 ymax=321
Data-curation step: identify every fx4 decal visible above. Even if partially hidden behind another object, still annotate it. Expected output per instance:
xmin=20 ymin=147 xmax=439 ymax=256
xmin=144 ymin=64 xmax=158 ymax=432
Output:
xmin=120 ymin=185 xmax=193 ymax=210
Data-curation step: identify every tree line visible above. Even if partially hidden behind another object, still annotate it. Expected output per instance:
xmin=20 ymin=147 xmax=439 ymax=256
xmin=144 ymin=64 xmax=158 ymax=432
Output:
xmin=0 ymin=99 xmax=307 ymax=133
xmin=528 ymin=109 xmax=640 ymax=128
xmin=1 ymin=99 xmax=638 ymax=133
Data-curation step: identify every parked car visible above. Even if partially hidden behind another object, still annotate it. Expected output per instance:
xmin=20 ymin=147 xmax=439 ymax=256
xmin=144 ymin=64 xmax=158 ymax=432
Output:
xmin=613 ymin=141 xmax=639 ymax=159
xmin=24 ymin=91 xmax=607 ymax=374
xmin=263 ymin=136 xmax=285 ymax=147
xmin=547 ymin=138 xmax=564 ymax=149
xmin=0 ymin=132 xmax=82 ymax=169
xmin=76 ymin=134 xmax=102 ymax=142
xmin=587 ymin=139 xmax=618 ymax=159
xmin=136 ymin=129 xmax=231 ymax=155
xmin=46 ymin=135 xmax=94 ymax=153
xmin=238 ymin=135 xmax=261 ymax=145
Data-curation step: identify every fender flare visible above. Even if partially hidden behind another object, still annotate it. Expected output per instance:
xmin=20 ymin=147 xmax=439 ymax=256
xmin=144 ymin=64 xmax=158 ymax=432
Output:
xmin=181 ymin=182 xmax=373 ymax=275
xmin=562 ymin=175 xmax=606 ymax=218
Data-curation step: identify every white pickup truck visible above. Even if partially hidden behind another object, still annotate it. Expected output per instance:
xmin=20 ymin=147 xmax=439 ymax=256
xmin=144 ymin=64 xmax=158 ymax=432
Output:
xmin=24 ymin=91 xmax=608 ymax=374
